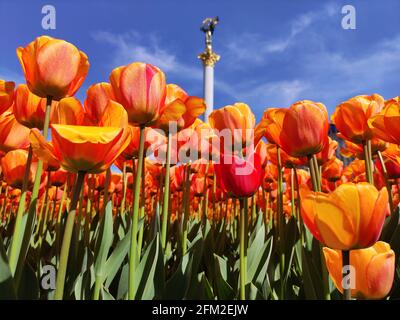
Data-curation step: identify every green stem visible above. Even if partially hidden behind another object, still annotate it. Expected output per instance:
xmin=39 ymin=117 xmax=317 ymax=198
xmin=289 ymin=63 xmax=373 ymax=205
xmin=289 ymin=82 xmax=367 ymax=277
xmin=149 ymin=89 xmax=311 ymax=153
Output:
xmin=308 ymin=154 xmax=330 ymax=300
xmin=8 ymin=146 xmax=33 ymax=275
xmin=181 ymin=163 xmax=191 ymax=256
xmin=161 ymin=133 xmax=171 ymax=250
xmin=363 ymin=140 xmax=374 ymax=184
xmin=14 ymin=96 xmax=52 ymax=286
xmin=277 ymin=146 xmax=285 ymax=299
xmin=312 ymin=155 xmax=321 ymax=191
xmin=54 ymin=171 xmax=86 ymax=300
xmin=137 ymin=158 xmax=146 ymax=259
xmin=128 ymin=125 xmax=145 ymax=300
xmin=239 ymin=197 xmax=248 ymax=300
xmin=119 ymin=161 xmax=127 ymax=218
xmin=377 ymin=151 xmax=394 ymax=215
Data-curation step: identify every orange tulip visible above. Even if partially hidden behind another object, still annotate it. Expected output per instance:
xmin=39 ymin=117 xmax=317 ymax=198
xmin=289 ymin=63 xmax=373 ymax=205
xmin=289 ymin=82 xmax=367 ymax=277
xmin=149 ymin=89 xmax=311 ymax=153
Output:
xmin=170 ymin=165 xmax=185 ymax=192
xmin=322 ymin=157 xmax=343 ymax=182
xmin=323 ymin=242 xmax=395 ymax=299
xmin=154 ymin=84 xmax=205 ymax=132
xmin=109 ymin=62 xmax=166 ymax=125
xmin=13 ymin=84 xmax=51 ymax=130
xmin=1 ymin=149 xmax=37 ymax=189
xmin=17 ymin=36 xmax=89 ymax=100
xmin=50 ymin=169 xmax=68 ymax=187
xmin=190 ymin=174 xmax=208 ymax=197
xmin=84 ymin=82 xmax=116 ymax=125
xmin=342 ymin=159 xmax=367 ymax=183
xmin=368 ymin=97 xmax=400 ymax=145
xmin=94 ymin=100 xmax=129 ymax=128
xmin=51 ymin=97 xmax=85 ymax=125
xmin=254 ymin=108 xmax=286 ymax=145
xmin=332 ymin=94 xmax=384 ymax=144
xmin=377 ymin=144 xmax=400 ymax=179
xmin=280 ymin=100 xmax=329 ymax=157
xmin=315 ymin=137 xmax=338 ymax=165
xmin=176 ymin=119 xmax=217 ymax=162
xmin=0 ymin=111 xmax=30 ymax=154
xmin=30 ymin=124 xmax=131 ymax=174
xmin=301 ymin=182 xmax=388 ymax=250
xmin=209 ymin=102 xmax=255 ymax=149
xmin=0 ymin=80 xmax=15 ymax=114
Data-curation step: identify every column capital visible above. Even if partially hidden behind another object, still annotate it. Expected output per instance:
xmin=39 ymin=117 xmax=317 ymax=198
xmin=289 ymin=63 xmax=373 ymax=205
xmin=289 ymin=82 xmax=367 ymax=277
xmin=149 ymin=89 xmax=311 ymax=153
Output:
xmin=198 ymin=49 xmax=220 ymax=67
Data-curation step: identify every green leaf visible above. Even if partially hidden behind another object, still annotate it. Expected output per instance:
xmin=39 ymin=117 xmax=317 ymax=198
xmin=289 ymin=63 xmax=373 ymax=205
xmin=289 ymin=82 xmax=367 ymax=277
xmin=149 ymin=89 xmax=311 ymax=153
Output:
xmin=0 ymin=235 xmax=16 ymax=299
xmin=117 ymin=263 xmax=129 ymax=300
xmin=104 ymin=228 xmax=131 ymax=288
xmin=164 ymin=253 xmax=190 ymax=299
xmin=213 ymin=254 xmax=235 ymax=299
xmin=247 ymin=222 xmax=274 ymax=287
xmin=300 ymin=246 xmax=322 ymax=300
xmin=134 ymin=234 xmax=164 ymax=299
xmin=101 ymin=286 xmax=115 ymax=300
xmin=93 ymin=201 xmax=114 ymax=283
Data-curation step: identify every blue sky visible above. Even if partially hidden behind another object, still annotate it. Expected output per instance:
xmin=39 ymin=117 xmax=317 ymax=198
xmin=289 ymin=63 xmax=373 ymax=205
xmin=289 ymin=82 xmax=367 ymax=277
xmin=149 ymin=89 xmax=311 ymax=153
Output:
xmin=1 ymin=0 xmax=400 ymax=120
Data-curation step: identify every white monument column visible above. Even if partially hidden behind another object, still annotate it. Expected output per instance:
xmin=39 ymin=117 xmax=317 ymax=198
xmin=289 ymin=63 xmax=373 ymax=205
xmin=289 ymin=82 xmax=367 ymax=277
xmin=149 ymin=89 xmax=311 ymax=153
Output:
xmin=198 ymin=17 xmax=220 ymax=122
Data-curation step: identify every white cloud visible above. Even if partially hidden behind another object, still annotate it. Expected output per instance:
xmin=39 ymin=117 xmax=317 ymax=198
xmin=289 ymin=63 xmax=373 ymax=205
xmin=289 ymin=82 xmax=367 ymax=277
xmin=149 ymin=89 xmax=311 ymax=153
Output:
xmin=224 ymin=3 xmax=338 ymax=65
xmin=216 ymin=34 xmax=400 ymax=114
xmin=92 ymin=30 xmax=202 ymax=80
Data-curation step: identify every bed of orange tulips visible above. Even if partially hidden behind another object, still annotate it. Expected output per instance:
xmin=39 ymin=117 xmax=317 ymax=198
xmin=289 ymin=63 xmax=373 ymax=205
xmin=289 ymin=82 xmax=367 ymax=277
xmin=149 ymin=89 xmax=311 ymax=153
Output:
xmin=0 ymin=35 xmax=399 ymax=300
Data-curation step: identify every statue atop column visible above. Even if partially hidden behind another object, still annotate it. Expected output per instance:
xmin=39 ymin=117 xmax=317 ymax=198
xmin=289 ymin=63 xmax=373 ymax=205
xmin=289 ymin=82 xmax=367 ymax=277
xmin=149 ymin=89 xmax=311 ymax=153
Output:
xmin=198 ymin=17 xmax=220 ymax=67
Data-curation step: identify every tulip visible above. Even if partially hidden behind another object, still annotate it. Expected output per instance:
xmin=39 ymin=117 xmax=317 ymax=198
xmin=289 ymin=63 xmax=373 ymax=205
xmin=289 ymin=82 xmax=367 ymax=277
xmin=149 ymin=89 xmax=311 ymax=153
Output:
xmin=0 ymin=111 xmax=30 ymax=154
xmin=51 ymin=97 xmax=85 ymax=125
xmin=13 ymin=84 xmax=52 ymax=130
xmin=209 ymin=102 xmax=255 ymax=151
xmin=109 ymin=62 xmax=166 ymax=126
xmin=279 ymin=100 xmax=329 ymax=158
xmin=0 ymin=80 xmax=15 ymax=114
xmin=190 ymin=174 xmax=208 ymax=197
xmin=323 ymin=242 xmax=395 ymax=299
xmin=17 ymin=36 xmax=89 ymax=101
xmin=215 ymin=152 xmax=262 ymax=198
xmin=377 ymin=144 xmax=400 ymax=179
xmin=1 ymin=150 xmax=38 ymax=189
xmin=154 ymin=84 xmax=205 ymax=132
xmin=254 ymin=108 xmax=286 ymax=146
xmin=368 ymin=97 xmax=400 ymax=145
xmin=301 ymin=182 xmax=388 ymax=250
xmin=178 ymin=119 xmax=217 ymax=163
xmin=215 ymin=150 xmax=262 ymax=300
xmin=322 ymin=157 xmax=343 ymax=182
xmin=170 ymin=165 xmax=185 ymax=192
xmin=30 ymin=124 xmax=130 ymax=174
xmin=332 ymin=94 xmax=384 ymax=144
xmin=84 ymin=82 xmax=116 ymax=125
xmin=50 ymin=169 xmax=68 ymax=187
xmin=315 ymin=137 xmax=338 ymax=165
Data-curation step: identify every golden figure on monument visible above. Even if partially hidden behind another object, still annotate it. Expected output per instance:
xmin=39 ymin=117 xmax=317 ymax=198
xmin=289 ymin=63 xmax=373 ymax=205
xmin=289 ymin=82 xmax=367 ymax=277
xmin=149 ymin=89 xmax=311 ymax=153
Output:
xmin=198 ymin=17 xmax=220 ymax=67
